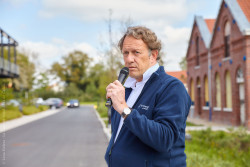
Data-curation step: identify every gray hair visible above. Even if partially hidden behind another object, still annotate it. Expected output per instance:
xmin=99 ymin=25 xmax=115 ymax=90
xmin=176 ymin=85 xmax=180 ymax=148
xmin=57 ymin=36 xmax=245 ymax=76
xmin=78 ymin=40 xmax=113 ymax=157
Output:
xmin=118 ymin=26 xmax=162 ymax=60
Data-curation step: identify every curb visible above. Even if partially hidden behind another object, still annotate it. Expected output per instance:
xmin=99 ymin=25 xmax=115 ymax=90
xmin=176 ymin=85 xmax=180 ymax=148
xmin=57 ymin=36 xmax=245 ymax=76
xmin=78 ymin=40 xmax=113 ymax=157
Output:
xmin=92 ymin=106 xmax=111 ymax=141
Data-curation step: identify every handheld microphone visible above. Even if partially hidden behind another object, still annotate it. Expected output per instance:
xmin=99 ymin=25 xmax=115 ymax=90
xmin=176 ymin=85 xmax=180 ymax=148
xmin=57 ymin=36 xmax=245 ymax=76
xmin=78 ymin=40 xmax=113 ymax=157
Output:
xmin=105 ymin=67 xmax=129 ymax=107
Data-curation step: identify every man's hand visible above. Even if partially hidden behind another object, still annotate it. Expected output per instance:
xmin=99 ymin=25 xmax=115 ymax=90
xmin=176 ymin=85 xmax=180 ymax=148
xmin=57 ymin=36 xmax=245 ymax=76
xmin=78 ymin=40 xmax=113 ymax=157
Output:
xmin=106 ymin=80 xmax=128 ymax=114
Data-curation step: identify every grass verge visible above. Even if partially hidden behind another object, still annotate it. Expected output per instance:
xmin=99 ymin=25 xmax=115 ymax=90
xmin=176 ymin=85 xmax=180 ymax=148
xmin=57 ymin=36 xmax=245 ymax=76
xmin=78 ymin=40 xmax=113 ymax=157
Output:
xmin=0 ymin=106 xmax=22 ymax=123
xmin=186 ymin=121 xmax=202 ymax=126
xmin=0 ymin=105 xmax=49 ymax=123
xmin=186 ymin=128 xmax=250 ymax=167
xmin=22 ymin=105 xmax=49 ymax=115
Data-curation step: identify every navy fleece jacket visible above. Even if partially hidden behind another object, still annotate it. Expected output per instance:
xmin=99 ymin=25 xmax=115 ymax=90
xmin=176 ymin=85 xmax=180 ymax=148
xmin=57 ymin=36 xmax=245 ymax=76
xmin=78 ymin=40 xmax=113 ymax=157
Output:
xmin=105 ymin=66 xmax=191 ymax=167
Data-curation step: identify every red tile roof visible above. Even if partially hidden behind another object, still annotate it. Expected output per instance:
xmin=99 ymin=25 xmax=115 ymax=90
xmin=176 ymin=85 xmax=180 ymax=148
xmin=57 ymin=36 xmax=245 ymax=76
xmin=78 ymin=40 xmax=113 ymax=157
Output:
xmin=205 ymin=19 xmax=216 ymax=33
xmin=237 ymin=0 xmax=250 ymax=22
xmin=167 ymin=71 xmax=187 ymax=84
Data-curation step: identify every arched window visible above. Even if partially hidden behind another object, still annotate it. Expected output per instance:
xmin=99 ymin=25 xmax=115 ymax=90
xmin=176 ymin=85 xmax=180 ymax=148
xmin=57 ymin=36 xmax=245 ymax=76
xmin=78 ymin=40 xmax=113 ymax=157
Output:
xmin=190 ymin=79 xmax=195 ymax=105
xmin=225 ymin=71 xmax=232 ymax=108
xmin=215 ymin=73 xmax=221 ymax=107
xmin=204 ymin=76 xmax=209 ymax=106
xmin=197 ymin=77 xmax=200 ymax=87
xmin=224 ymin=21 xmax=230 ymax=57
xmin=196 ymin=36 xmax=200 ymax=66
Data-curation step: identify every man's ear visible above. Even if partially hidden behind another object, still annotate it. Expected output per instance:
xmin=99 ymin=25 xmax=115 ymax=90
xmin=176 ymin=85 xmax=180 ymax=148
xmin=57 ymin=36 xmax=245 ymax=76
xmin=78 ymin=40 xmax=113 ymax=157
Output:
xmin=150 ymin=50 xmax=158 ymax=61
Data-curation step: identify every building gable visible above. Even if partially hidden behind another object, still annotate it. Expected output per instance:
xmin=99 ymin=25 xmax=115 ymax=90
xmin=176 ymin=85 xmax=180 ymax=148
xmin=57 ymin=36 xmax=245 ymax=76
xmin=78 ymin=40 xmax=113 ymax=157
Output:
xmin=210 ymin=0 xmax=245 ymax=51
xmin=210 ymin=0 xmax=250 ymax=50
xmin=186 ymin=16 xmax=211 ymax=59
xmin=227 ymin=0 xmax=250 ymax=35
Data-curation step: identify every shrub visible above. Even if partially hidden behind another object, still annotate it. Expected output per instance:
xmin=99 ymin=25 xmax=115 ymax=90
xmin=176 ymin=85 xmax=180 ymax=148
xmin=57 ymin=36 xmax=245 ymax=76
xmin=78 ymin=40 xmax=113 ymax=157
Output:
xmin=96 ymin=102 xmax=108 ymax=118
xmin=0 ymin=107 xmax=22 ymax=123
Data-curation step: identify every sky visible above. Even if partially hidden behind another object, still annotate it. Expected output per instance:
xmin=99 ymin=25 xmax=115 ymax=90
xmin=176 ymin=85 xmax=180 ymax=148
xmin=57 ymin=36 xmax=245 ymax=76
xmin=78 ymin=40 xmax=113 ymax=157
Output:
xmin=1 ymin=0 xmax=222 ymax=73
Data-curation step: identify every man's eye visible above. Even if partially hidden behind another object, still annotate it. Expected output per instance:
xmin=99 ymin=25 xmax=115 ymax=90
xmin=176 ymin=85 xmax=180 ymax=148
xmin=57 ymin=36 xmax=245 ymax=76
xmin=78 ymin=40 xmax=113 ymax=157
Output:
xmin=123 ymin=52 xmax=128 ymax=55
xmin=135 ymin=51 xmax=140 ymax=54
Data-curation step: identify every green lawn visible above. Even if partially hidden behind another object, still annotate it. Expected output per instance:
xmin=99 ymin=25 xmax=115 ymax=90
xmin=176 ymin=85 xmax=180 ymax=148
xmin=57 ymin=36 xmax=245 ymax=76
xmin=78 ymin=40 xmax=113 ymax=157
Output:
xmin=186 ymin=128 xmax=250 ymax=167
xmin=22 ymin=105 xmax=49 ymax=115
xmin=186 ymin=121 xmax=202 ymax=126
xmin=0 ymin=105 xmax=49 ymax=123
xmin=0 ymin=107 xmax=22 ymax=122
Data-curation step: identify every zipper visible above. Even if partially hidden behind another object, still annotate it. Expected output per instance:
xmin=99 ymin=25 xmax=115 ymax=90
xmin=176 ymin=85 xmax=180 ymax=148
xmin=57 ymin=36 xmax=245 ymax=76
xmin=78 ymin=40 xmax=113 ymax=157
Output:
xmin=109 ymin=145 xmax=113 ymax=155
xmin=109 ymin=145 xmax=114 ymax=167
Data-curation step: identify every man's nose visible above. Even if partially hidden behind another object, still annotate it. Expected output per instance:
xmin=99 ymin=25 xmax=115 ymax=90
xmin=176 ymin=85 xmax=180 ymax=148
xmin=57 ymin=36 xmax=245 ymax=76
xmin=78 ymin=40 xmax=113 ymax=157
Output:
xmin=126 ymin=53 xmax=134 ymax=63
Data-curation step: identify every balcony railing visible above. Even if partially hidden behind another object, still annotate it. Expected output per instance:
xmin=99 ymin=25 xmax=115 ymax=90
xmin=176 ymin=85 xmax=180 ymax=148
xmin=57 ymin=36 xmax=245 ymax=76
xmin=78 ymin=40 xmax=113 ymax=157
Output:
xmin=0 ymin=27 xmax=19 ymax=78
xmin=0 ymin=57 xmax=19 ymax=77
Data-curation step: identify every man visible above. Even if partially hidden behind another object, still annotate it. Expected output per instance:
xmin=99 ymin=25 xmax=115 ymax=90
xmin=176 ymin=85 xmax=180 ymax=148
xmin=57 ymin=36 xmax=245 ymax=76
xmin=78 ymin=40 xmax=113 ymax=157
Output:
xmin=105 ymin=26 xmax=191 ymax=167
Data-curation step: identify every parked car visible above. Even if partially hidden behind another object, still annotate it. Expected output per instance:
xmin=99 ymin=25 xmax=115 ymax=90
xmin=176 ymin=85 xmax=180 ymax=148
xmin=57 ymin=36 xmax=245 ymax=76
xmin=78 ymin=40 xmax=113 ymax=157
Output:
xmin=34 ymin=97 xmax=45 ymax=106
xmin=8 ymin=99 xmax=20 ymax=107
xmin=66 ymin=99 xmax=80 ymax=108
xmin=1 ymin=99 xmax=21 ymax=107
xmin=45 ymin=98 xmax=63 ymax=109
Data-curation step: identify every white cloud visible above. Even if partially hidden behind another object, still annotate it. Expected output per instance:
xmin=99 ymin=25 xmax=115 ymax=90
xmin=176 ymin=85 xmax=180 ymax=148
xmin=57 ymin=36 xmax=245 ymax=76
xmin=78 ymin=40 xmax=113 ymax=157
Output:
xmin=162 ymin=26 xmax=191 ymax=71
xmin=3 ymin=0 xmax=34 ymax=6
xmin=18 ymin=39 xmax=100 ymax=72
xmin=39 ymin=0 xmax=189 ymax=24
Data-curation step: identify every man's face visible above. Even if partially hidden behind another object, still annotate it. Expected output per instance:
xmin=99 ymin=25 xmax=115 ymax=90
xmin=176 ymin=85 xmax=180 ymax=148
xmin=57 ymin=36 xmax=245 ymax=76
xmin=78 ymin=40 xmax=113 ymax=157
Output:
xmin=122 ymin=36 xmax=157 ymax=82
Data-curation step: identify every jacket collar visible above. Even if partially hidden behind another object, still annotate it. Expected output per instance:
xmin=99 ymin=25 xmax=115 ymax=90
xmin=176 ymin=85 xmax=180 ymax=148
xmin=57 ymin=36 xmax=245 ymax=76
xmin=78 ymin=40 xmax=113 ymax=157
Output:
xmin=124 ymin=63 xmax=159 ymax=89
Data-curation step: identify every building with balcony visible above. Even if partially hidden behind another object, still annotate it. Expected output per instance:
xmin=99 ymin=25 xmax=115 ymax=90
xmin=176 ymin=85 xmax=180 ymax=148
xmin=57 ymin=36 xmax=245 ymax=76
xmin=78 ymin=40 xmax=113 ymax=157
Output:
xmin=0 ymin=27 xmax=19 ymax=78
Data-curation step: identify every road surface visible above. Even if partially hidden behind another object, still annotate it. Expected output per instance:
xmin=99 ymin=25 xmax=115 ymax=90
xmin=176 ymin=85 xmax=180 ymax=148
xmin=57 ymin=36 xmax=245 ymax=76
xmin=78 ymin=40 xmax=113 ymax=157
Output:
xmin=0 ymin=106 xmax=108 ymax=167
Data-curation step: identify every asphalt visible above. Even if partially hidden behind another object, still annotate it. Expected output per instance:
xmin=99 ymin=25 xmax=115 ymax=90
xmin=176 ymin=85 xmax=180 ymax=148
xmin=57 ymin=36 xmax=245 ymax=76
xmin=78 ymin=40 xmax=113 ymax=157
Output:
xmin=0 ymin=106 xmax=108 ymax=167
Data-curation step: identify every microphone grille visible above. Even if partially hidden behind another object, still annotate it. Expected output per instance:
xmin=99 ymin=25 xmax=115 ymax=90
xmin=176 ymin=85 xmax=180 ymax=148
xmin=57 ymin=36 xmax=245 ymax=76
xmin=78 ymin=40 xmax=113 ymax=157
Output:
xmin=120 ymin=67 xmax=129 ymax=75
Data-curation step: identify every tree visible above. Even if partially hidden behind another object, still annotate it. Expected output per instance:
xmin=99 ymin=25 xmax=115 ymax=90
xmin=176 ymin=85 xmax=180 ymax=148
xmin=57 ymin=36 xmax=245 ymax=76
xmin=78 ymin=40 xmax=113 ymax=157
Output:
xmin=88 ymin=63 xmax=113 ymax=101
xmin=179 ymin=56 xmax=187 ymax=70
xmin=13 ymin=51 xmax=35 ymax=91
xmin=50 ymin=50 xmax=91 ymax=91
xmin=0 ymin=48 xmax=35 ymax=92
xmin=33 ymin=71 xmax=50 ymax=91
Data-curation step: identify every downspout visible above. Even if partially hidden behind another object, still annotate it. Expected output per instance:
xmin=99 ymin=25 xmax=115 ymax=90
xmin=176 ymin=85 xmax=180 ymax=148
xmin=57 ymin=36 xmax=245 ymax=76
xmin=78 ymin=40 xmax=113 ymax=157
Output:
xmin=208 ymin=49 xmax=212 ymax=121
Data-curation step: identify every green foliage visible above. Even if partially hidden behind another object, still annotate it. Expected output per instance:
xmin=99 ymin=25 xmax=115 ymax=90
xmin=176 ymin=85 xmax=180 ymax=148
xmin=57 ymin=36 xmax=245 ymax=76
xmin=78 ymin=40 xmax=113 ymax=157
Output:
xmin=22 ymin=105 xmax=45 ymax=115
xmin=85 ymin=82 xmax=98 ymax=101
xmin=12 ymin=51 xmax=35 ymax=91
xmin=179 ymin=56 xmax=187 ymax=70
xmin=0 ymin=106 xmax=22 ymax=123
xmin=0 ymin=104 xmax=49 ymax=122
xmin=38 ymin=105 xmax=49 ymax=111
xmin=34 ymin=72 xmax=50 ymax=90
xmin=34 ymin=89 xmax=59 ymax=101
xmin=50 ymin=50 xmax=91 ymax=91
xmin=186 ymin=128 xmax=250 ymax=167
xmin=0 ymin=86 xmax=14 ymax=103
xmin=186 ymin=121 xmax=202 ymax=126
xmin=96 ymin=101 xmax=108 ymax=118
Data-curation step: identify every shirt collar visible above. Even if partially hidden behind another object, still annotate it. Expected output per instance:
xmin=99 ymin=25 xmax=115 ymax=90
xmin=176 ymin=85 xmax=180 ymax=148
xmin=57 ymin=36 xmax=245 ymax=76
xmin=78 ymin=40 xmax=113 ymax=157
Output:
xmin=124 ymin=63 xmax=159 ymax=89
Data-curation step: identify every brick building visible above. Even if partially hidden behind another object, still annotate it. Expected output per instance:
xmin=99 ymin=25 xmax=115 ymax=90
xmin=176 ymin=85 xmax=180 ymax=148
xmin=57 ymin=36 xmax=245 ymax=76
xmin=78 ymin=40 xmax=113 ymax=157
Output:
xmin=186 ymin=0 xmax=250 ymax=129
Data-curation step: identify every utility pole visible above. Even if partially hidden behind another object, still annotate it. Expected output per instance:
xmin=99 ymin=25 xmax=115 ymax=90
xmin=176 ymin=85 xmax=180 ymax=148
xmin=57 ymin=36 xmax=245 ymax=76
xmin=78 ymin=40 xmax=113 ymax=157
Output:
xmin=107 ymin=9 xmax=113 ymax=128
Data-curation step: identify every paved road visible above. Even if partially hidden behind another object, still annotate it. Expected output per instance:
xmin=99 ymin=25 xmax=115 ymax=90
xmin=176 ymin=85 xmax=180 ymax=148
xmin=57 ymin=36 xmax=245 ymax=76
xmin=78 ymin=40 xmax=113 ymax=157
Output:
xmin=0 ymin=106 xmax=108 ymax=167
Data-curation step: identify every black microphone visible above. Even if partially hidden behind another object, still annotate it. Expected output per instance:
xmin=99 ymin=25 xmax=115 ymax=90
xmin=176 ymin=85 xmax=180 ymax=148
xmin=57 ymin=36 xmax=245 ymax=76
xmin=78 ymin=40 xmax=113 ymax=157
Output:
xmin=105 ymin=67 xmax=129 ymax=107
